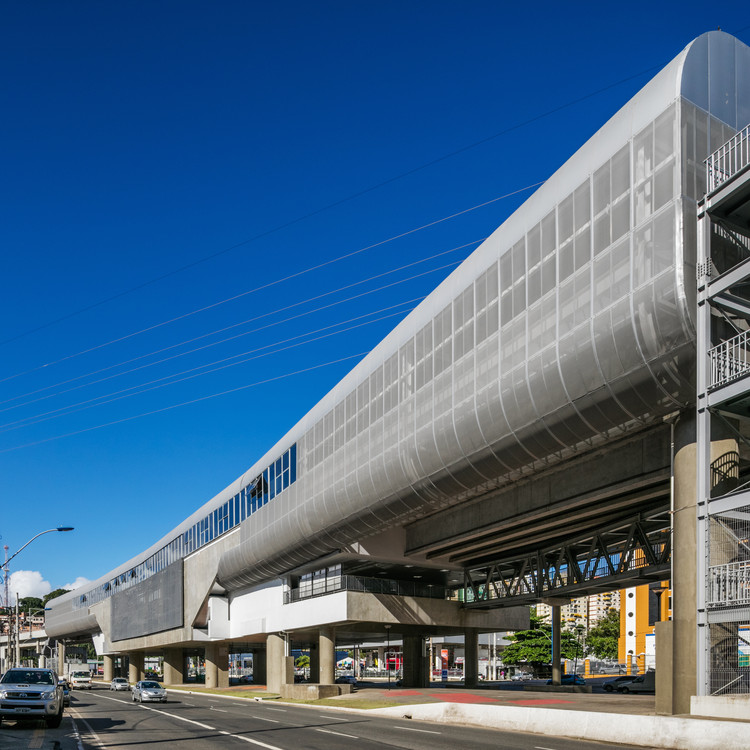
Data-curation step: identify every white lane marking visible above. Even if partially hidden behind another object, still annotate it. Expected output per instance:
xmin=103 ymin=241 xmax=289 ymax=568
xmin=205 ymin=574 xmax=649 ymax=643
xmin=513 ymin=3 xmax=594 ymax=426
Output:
xmin=86 ymin=690 xmax=288 ymax=749
xmin=314 ymin=727 xmax=359 ymax=739
xmin=319 ymin=715 xmax=348 ymax=720
xmin=263 ymin=707 xmax=286 ymax=712
xmin=69 ymin=709 xmax=105 ymax=749
xmin=393 ymin=725 xmax=441 ymax=734
xmin=210 ymin=707 xmax=228 ymax=712
xmin=251 ymin=716 xmax=280 ymax=723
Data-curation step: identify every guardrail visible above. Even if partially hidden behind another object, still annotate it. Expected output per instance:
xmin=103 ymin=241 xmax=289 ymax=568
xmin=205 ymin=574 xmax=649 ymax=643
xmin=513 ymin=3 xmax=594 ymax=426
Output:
xmin=707 ymin=124 xmax=750 ymax=193
xmin=708 ymin=560 xmax=750 ymax=608
xmin=709 ymin=330 xmax=750 ymax=389
xmin=284 ymin=575 xmax=447 ymax=604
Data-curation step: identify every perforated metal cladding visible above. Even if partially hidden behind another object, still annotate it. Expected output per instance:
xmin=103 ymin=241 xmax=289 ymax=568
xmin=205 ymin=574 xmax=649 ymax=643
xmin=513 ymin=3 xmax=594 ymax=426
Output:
xmin=217 ymin=33 xmax=750 ymax=591
xmin=111 ymin=560 xmax=183 ymax=641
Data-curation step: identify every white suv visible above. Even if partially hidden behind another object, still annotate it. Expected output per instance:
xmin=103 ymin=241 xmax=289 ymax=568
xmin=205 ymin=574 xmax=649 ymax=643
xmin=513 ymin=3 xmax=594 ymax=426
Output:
xmin=0 ymin=667 xmax=64 ymax=727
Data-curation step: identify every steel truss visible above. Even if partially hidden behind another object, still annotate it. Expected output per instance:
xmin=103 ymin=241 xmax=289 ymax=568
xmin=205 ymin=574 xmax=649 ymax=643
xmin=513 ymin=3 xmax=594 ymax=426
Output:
xmin=462 ymin=510 xmax=670 ymax=608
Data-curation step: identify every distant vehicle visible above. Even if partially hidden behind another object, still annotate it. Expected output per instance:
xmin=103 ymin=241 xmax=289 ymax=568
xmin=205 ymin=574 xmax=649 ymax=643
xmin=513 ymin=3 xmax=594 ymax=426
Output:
xmin=59 ymin=678 xmax=71 ymax=707
xmin=618 ymin=671 xmax=656 ymax=694
xmin=69 ymin=670 xmax=93 ymax=690
xmin=132 ymin=680 xmax=167 ymax=703
xmin=546 ymin=674 xmax=586 ymax=686
xmin=511 ymin=672 xmax=533 ymax=681
xmin=110 ymin=677 xmax=129 ymax=691
xmin=602 ymin=675 xmax=636 ymax=692
xmin=0 ymin=667 xmax=64 ymax=727
xmin=335 ymin=675 xmax=357 ymax=685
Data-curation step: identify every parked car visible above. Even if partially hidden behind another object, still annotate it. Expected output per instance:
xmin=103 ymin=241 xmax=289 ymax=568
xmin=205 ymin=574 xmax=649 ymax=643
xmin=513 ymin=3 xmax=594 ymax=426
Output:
xmin=511 ymin=672 xmax=533 ymax=681
xmin=110 ymin=677 xmax=129 ymax=691
xmin=132 ymin=680 xmax=167 ymax=703
xmin=602 ymin=675 xmax=636 ymax=692
xmin=617 ymin=671 xmax=656 ymax=694
xmin=59 ymin=678 xmax=71 ymax=707
xmin=335 ymin=675 xmax=357 ymax=685
xmin=0 ymin=667 xmax=65 ymax=728
xmin=546 ymin=674 xmax=586 ymax=686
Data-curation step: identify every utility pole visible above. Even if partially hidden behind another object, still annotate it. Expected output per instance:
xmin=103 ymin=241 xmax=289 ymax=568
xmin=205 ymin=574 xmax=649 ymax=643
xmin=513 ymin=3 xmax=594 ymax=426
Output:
xmin=14 ymin=592 xmax=20 ymax=667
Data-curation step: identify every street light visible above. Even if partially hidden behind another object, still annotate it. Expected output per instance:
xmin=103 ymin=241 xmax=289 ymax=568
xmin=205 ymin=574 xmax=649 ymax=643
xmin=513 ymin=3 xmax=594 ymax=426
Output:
xmin=2 ymin=527 xmax=74 ymax=670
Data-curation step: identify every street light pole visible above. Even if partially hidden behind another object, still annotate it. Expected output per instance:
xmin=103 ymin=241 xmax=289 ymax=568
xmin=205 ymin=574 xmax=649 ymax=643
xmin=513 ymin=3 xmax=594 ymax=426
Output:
xmin=385 ymin=624 xmax=392 ymax=690
xmin=1 ymin=527 xmax=74 ymax=670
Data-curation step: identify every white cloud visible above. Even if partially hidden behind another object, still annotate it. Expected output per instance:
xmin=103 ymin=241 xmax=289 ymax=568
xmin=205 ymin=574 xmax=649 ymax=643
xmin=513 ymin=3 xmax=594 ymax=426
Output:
xmin=62 ymin=576 xmax=90 ymax=591
xmin=7 ymin=570 xmax=52 ymax=603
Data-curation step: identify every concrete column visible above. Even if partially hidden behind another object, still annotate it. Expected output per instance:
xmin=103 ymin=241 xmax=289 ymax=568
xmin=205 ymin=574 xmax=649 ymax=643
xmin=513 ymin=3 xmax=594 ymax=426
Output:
xmin=402 ymin=634 xmax=427 ymax=688
xmin=204 ymin=644 xmax=228 ymax=689
xmin=463 ymin=629 xmax=478 ymax=688
xmin=57 ymin=642 xmax=65 ymax=677
xmin=253 ymin=648 xmax=267 ymax=686
xmin=665 ymin=413 xmax=737 ymax=714
xmin=163 ymin=648 xmax=184 ymax=685
xmin=319 ymin=627 xmax=335 ymax=685
xmin=552 ymin=605 xmax=562 ymax=684
xmin=309 ymin=644 xmax=319 ymax=683
xmin=103 ymin=654 xmax=114 ymax=682
xmin=128 ymin=652 xmax=144 ymax=684
xmin=266 ymin=633 xmax=292 ymax=693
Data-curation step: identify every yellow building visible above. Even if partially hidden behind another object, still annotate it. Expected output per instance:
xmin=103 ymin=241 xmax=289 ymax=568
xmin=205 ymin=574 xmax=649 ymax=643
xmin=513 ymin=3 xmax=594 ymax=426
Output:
xmin=618 ymin=582 xmax=671 ymax=673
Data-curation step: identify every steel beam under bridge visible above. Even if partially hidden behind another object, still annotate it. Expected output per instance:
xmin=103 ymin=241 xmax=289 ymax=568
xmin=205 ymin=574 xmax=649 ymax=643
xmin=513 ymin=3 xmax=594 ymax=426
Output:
xmin=462 ymin=509 xmax=671 ymax=608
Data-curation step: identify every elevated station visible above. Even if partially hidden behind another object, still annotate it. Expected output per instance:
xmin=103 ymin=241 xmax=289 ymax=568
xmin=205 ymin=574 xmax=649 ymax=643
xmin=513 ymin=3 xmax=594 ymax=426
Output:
xmin=45 ymin=31 xmax=750 ymax=712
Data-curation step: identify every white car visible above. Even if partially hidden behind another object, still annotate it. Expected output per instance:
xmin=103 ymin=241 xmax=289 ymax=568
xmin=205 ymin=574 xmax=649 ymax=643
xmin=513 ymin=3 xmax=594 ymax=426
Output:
xmin=110 ymin=677 xmax=129 ymax=691
xmin=132 ymin=680 xmax=167 ymax=703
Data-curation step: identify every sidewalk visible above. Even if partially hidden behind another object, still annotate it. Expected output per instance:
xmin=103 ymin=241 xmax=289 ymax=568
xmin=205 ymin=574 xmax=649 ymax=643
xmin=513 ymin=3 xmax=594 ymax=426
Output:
xmin=164 ymin=680 xmax=750 ymax=750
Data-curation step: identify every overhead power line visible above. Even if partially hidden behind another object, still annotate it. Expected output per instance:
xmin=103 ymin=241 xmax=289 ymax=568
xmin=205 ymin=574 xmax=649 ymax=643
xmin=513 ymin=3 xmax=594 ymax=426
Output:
xmin=0 ymin=61 xmax=659 ymax=350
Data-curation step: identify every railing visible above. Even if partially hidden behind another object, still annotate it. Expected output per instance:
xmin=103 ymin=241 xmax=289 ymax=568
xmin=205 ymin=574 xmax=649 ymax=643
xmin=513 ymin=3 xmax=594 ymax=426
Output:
xmin=707 ymin=560 xmax=750 ymax=608
xmin=709 ymin=330 xmax=750 ymax=389
xmin=707 ymin=124 xmax=750 ymax=193
xmin=284 ymin=575 xmax=447 ymax=604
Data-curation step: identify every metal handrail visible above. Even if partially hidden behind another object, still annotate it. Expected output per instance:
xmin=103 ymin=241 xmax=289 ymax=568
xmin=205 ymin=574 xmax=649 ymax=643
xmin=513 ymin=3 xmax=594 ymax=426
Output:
xmin=709 ymin=330 xmax=750 ymax=389
xmin=707 ymin=124 xmax=750 ymax=193
xmin=707 ymin=560 xmax=750 ymax=607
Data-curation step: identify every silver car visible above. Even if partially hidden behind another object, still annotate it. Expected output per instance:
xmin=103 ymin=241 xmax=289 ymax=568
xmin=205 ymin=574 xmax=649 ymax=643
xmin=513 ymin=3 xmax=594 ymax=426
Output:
xmin=110 ymin=677 xmax=129 ymax=691
xmin=131 ymin=680 xmax=167 ymax=703
xmin=0 ymin=667 xmax=64 ymax=727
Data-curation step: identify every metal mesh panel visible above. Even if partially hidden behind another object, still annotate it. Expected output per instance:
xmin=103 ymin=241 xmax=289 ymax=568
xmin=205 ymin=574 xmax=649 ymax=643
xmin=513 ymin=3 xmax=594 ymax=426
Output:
xmin=111 ymin=560 xmax=183 ymax=642
xmin=707 ymin=505 xmax=750 ymax=694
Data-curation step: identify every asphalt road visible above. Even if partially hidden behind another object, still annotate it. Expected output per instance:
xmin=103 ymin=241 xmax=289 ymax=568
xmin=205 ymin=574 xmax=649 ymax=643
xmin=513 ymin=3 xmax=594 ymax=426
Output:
xmin=0 ymin=686 xmax=658 ymax=750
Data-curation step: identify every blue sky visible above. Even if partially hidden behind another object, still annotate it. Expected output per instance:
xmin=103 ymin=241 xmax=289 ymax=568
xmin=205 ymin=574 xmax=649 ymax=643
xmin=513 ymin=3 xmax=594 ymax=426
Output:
xmin=1 ymin=1 xmax=748 ymax=600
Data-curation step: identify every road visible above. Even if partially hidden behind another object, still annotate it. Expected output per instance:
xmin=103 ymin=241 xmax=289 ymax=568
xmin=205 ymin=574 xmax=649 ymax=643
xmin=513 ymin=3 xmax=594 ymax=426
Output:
xmin=0 ymin=686 xmax=657 ymax=750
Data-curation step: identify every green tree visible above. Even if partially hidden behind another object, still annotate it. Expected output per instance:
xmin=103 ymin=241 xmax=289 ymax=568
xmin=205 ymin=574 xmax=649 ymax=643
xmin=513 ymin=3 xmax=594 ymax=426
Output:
xmin=295 ymin=654 xmax=310 ymax=668
xmin=586 ymin=607 xmax=620 ymax=660
xmin=501 ymin=619 xmax=583 ymax=675
xmin=43 ymin=588 xmax=70 ymax=606
xmin=18 ymin=596 xmax=44 ymax=614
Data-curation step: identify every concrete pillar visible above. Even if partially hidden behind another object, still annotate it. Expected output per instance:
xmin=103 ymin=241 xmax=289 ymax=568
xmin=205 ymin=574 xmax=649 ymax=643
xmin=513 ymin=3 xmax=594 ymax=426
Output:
xmin=253 ymin=648 xmax=267 ymax=686
xmin=103 ymin=655 xmax=114 ymax=682
xmin=402 ymin=634 xmax=428 ymax=688
xmin=552 ymin=605 xmax=562 ymax=684
xmin=128 ymin=652 xmax=144 ymax=684
xmin=57 ymin=642 xmax=65 ymax=677
xmin=266 ymin=633 xmax=293 ymax=693
xmin=319 ymin=627 xmax=335 ymax=685
xmin=463 ymin=629 xmax=478 ymax=688
xmin=665 ymin=413 xmax=736 ymax=714
xmin=163 ymin=648 xmax=184 ymax=685
xmin=204 ymin=644 xmax=228 ymax=689
xmin=309 ymin=644 xmax=319 ymax=683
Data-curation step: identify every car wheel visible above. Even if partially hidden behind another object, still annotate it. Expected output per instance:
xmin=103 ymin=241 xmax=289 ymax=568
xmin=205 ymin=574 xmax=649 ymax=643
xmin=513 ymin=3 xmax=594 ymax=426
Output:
xmin=139 ymin=694 xmax=143 ymax=703
xmin=620 ymin=687 xmax=630 ymax=694
xmin=132 ymin=693 xmax=136 ymax=701
xmin=46 ymin=709 xmax=63 ymax=729
xmin=604 ymin=684 xmax=613 ymax=692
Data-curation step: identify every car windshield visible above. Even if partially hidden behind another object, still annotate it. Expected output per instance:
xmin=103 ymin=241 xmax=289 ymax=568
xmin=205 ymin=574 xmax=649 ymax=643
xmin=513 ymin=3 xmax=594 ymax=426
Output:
xmin=141 ymin=681 xmax=161 ymax=689
xmin=1 ymin=670 xmax=54 ymax=685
